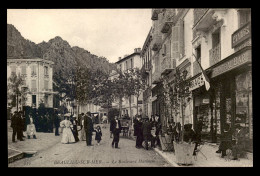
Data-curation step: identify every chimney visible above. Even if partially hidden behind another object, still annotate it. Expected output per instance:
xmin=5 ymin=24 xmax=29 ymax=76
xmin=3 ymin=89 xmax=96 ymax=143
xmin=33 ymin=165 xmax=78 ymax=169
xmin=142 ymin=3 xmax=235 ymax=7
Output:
xmin=118 ymin=57 xmax=121 ymax=61
xmin=134 ymin=48 xmax=141 ymax=53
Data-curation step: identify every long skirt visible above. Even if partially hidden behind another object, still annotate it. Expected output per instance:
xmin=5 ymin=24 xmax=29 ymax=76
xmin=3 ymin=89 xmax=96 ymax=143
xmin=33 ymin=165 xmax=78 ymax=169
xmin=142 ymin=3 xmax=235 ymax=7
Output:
xmin=26 ymin=124 xmax=37 ymax=136
xmin=61 ymin=127 xmax=75 ymax=144
xmin=79 ymin=126 xmax=86 ymax=141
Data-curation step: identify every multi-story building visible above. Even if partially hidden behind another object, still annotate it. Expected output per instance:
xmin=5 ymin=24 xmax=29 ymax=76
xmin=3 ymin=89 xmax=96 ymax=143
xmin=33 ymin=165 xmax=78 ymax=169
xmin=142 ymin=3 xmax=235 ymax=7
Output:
xmin=141 ymin=28 xmax=153 ymax=118
xmin=147 ymin=8 xmax=252 ymax=151
xmin=112 ymin=48 xmax=143 ymax=117
xmin=7 ymin=58 xmax=56 ymax=111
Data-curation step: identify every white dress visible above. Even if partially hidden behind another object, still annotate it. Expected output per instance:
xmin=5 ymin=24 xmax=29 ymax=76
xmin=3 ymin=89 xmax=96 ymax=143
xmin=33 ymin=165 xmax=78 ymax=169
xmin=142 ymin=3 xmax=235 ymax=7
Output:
xmin=26 ymin=117 xmax=37 ymax=136
xmin=80 ymin=119 xmax=86 ymax=141
xmin=60 ymin=119 xmax=75 ymax=144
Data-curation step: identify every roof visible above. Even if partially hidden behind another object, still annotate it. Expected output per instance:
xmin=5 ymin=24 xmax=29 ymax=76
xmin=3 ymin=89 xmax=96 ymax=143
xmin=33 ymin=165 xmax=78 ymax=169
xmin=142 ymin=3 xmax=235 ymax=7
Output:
xmin=115 ymin=52 xmax=141 ymax=64
xmin=7 ymin=58 xmax=55 ymax=65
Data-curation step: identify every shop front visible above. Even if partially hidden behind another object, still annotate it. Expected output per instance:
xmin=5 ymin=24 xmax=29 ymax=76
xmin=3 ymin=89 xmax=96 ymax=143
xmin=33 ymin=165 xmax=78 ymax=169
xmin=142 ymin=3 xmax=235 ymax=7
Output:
xmin=209 ymin=46 xmax=252 ymax=151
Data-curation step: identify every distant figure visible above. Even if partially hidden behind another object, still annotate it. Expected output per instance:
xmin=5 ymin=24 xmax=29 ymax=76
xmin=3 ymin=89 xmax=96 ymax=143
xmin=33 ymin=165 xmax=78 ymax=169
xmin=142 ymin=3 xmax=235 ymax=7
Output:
xmin=84 ymin=112 xmax=94 ymax=146
xmin=142 ymin=117 xmax=153 ymax=150
xmin=94 ymin=125 xmax=102 ymax=145
xmin=60 ymin=116 xmax=75 ymax=144
xmin=11 ymin=111 xmax=20 ymax=142
xmin=183 ymin=124 xmax=196 ymax=143
xmin=135 ymin=116 xmax=143 ymax=148
xmin=102 ymin=113 xmax=108 ymax=124
xmin=26 ymin=113 xmax=37 ymax=139
xmin=79 ymin=113 xmax=86 ymax=141
xmin=54 ymin=112 xmax=60 ymax=136
xmin=154 ymin=114 xmax=161 ymax=147
xmin=110 ymin=116 xmax=122 ymax=149
xmin=71 ymin=115 xmax=79 ymax=142
xmin=17 ymin=111 xmax=25 ymax=141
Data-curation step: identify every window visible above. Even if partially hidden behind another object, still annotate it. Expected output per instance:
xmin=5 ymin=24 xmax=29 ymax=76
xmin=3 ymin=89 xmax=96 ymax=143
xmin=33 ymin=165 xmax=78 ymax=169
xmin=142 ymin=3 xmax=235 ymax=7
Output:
xmin=212 ymin=28 xmax=220 ymax=48
xmin=125 ymin=61 xmax=128 ymax=70
xmin=32 ymin=95 xmax=36 ymax=106
xmin=131 ymin=58 xmax=133 ymax=68
xmin=31 ymin=80 xmax=36 ymax=89
xmin=21 ymin=65 xmax=26 ymax=75
xmin=239 ymin=10 xmax=251 ymax=27
xmin=44 ymin=80 xmax=49 ymax=90
xmin=119 ymin=64 xmax=122 ymax=72
xmin=44 ymin=66 xmax=48 ymax=75
xmin=31 ymin=65 xmax=36 ymax=75
xmin=162 ymin=44 xmax=166 ymax=56
xmin=195 ymin=45 xmax=201 ymax=63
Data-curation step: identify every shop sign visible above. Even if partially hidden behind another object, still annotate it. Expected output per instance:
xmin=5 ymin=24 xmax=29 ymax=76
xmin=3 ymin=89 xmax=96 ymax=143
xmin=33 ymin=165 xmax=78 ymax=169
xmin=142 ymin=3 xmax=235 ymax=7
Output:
xmin=211 ymin=49 xmax=251 ymax=78
xmin=232 ymin=22 xmax=251 ymax=48
xmin=189 ymin=74 xmax=204 ymax=91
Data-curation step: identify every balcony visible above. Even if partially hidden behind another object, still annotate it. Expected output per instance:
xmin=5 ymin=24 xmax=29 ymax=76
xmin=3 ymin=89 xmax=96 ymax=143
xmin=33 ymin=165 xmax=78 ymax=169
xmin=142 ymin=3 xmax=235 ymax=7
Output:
xmin=209 ymin=44 xmax=221 ymax=66
xmin=193 ymin=60 xmax=201 ymax=76
xmin=143 ymin=87 xmax=151 ymax=101
xmin=161 ymin=57 xmax=176 ymax=75
xmin=152 ymin=71 xmax=161 ymax=84
xmin=160 ymin=9 xmax=176 ymax=33
xmin=151 ymin=9 xmax=161 ymax=20
xmin=151 ymin=35 xmax=162 ymax=51
xmin=193 ymin=8 xmax=209 ymax=27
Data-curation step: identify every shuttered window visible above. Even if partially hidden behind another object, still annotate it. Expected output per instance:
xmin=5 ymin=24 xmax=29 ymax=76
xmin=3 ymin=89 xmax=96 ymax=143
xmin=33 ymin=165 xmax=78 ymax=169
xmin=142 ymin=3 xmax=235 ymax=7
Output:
xmin=44 ymin=80 xmax=49 ymax=90
xmin=21 ymin=65 xmax=26 ymax=75
xmin=31 ymin=65 xmax=36 ymax=75
xmin=31 ymin=80 xmax=36 ymax=89
xmin=172 ymin=19 xmax=184 ymax=59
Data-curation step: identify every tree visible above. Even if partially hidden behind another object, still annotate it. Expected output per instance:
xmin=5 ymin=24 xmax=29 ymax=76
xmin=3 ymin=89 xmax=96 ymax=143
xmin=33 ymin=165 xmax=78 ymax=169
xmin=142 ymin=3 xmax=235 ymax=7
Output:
xmin=7 ymin=72 xmax=28 ymax=111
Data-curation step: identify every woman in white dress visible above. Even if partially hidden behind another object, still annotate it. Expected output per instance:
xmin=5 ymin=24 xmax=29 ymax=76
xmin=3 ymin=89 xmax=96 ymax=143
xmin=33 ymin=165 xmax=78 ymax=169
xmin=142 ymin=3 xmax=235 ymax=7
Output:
xmin=60 ymin=116 xmax=75 ymax=144
xmin=26 ymin=114 xmax=37 ymax=139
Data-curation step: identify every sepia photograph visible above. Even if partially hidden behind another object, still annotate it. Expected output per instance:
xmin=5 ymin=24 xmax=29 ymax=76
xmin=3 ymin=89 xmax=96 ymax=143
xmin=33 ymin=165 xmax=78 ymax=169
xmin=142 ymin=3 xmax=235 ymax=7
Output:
xmin=7 ymin=8 xmax=253 ymax=167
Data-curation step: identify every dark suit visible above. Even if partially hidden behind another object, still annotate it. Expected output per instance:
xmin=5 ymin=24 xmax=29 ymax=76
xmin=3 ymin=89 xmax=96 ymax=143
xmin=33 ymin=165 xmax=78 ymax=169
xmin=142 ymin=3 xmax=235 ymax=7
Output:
xmin=11 ymin=113 xmax=19 ymax=142
xmin=84 ymin=115 xmax=94 ymax=145
xmin=71 ymin=119 xmax=79 ymax=142
xmin=110 ymin=119 xmax=122 ymax=148
xmin=142 ymin=121 xmax=153 ymax=149
xmin=54 ymin=114 xmax=60 ymax=136
xmin=135 ymin=120 xmax=143 ymax=148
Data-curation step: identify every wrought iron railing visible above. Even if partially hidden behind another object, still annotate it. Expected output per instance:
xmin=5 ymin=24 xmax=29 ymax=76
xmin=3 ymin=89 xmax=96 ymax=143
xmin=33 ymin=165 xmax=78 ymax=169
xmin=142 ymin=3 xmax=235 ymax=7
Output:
xmin=209 ymin=43 xmax=221 ymax=66
xmin=161 ymin=57 xmax=176 ymax=75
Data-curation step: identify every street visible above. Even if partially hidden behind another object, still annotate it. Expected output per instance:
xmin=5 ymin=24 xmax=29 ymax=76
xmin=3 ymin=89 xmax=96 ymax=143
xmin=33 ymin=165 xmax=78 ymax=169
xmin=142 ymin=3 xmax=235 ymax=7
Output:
xmin=8 ymin=123 xmax=171 ymax=167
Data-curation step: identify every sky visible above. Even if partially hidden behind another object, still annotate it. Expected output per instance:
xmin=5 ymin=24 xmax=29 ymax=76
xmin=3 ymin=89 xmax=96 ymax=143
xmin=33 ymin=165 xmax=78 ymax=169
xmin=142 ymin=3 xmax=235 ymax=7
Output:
xmin=7 ymin=9 xmax=152 ymax=63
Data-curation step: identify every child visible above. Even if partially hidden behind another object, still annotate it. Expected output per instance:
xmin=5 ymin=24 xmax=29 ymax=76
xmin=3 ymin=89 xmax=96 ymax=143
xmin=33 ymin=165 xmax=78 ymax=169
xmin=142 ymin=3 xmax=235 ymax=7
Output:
xmin=94 ymin=126 xmax=102 ymax=145
xmin=26 ymin=114 xmax=37 ymax=139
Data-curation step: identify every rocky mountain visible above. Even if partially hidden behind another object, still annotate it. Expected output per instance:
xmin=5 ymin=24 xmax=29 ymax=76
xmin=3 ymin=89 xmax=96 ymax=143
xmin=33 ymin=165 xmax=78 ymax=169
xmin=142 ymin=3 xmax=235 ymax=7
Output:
xmin=7 ymin=24 xmax=116 ymax=77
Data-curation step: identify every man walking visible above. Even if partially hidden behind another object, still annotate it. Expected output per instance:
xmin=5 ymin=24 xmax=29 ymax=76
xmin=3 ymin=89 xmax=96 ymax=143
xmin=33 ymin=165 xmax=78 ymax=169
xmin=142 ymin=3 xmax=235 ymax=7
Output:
xmin=53 ymin=111 xmax=60 ymax=136
xmin=142 ymin=117 xmax=152 ymax=150
xmin=110 ymin=116 xmax=122 ymax=149
xmin=17 ymin=111 xmax=24 ymax=141
xmin=84 ymin=112 xmax=94 ymax=146
xmin=135 ymin=116 xmax=143 ymax=148
xmin=11 ymin=111 xmax=19 ymax=142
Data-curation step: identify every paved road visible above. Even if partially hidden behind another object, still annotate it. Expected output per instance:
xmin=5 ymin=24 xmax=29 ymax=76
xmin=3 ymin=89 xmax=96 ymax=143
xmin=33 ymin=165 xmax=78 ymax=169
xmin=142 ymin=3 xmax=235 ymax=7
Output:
xmin=9 ymin=124 xmax=172 ymax=167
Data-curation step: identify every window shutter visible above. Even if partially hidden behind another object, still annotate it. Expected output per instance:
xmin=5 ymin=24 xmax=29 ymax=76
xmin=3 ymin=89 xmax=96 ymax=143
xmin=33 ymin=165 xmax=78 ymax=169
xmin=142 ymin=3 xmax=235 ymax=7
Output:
xmin=172 ymin=24 xmax=179 ymax=59
xmin=31 ymin=80 xmax=36 ymax=89
xmin=179 ymin=19 xmax=185 ymax=57
xmin=21 ymin=65 xmax=26 ymax=75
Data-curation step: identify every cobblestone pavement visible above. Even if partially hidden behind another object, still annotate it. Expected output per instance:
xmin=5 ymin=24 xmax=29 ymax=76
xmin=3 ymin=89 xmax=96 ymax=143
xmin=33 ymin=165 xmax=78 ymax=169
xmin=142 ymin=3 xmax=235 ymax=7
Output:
xmin=8 ymin=123 xmax=171 ymax=167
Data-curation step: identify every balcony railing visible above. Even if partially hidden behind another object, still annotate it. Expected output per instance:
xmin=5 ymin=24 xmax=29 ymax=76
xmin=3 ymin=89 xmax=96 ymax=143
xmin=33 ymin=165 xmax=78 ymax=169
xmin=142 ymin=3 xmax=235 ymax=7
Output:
xmin=193 ymin=8 xmax=209 ymax=27
xmin=151 ymin=35 xmax=162 ymax=51
xmin=152 ymin=71 xmax=161 ymax=84
xmin=161 ymin=57 xmax=176 ymax=75
xmin=151 ymin=9 xmax=161 ymax=20
xmin=209 ymin=44 xmax=221 ymax=66
xmin=193 ymin=60 xmax=202 ymax=76
xmin=161 ymin=9 xmax=176 ymax=33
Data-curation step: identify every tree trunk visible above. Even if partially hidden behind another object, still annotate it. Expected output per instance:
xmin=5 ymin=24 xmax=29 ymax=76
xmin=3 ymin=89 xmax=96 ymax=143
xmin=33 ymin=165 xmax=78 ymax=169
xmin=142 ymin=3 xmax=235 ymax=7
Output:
xmin=129 ymin=96 xmax=132 ymax=119
xmin=181 ymin=98 xmax=184 ymax=142
xmin=16 ymin=94 xmax=18 ymax=111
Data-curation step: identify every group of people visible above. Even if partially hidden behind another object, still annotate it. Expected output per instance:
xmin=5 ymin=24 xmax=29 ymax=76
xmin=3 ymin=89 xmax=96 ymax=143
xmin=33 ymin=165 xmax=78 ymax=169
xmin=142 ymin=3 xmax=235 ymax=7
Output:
xmin=59 ymin=112 xmax=103 ymax=146
xmin=133 ymin=114 xmax=162 ymax=150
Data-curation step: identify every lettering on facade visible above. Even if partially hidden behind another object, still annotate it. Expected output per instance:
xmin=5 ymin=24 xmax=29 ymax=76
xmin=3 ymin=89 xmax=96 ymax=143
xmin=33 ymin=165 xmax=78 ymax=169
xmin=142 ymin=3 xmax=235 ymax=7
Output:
xmin=232 ymin=22 xmax=251 ymax=48
xmin=189 ymin=74 xmax=204 ymax=91
xmin=211 ymin=49 xmax=251 ymax=78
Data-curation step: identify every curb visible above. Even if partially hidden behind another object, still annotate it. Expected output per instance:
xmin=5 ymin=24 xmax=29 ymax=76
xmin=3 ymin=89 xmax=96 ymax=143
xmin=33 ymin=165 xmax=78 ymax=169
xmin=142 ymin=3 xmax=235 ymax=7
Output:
xmin=8 ymin=148 xmax=24 ymax=164
xmin=153 ymin=148 xmax=180 ymax=167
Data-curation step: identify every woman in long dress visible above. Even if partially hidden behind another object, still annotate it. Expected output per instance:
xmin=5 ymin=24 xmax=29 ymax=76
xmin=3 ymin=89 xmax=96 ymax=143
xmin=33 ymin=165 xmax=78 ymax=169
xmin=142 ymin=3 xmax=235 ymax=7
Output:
xmin=60 ymin=116 xmax=75 ymax=144
xmin=80 ymin=117 xmax=86 ymax=141
xmin=26 ymin=114 xmax=37 ymax=139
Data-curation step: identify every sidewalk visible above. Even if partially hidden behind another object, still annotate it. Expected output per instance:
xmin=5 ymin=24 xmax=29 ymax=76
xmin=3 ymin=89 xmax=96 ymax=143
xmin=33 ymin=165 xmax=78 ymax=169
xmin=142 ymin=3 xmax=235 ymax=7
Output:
xmin=154 ymin=142 xmax=253 ymax=167
xmin=7 ymin=120 xmax=61 ymax=164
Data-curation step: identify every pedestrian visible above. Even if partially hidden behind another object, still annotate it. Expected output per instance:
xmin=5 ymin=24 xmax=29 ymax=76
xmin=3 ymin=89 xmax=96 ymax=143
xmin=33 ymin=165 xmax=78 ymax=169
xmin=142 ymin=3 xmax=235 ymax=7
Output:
xmin=53 ymin=111 xmax=60 ymax=136
xmin=79 ymin=113 xmax=86 ymax=141
xmin=60 ymin=115 xmax=75 ymax=144
xmin=26 ymin=113 xmax=37 ymax=139
xmin=94 ymin=125 xmax=102 ymax=145
xmin=17 ymin=111 xmax=24 ymax=141
xmin=110 ymin=116 xmax=122 ymax=149
xmin=84 ymin=111 xmax=94 ymax=146
xmin=231 ymin=124 xmax=247 ymax=160
xmin=102 ymin=113 xmax=108 ymax=124
xmin=142 ymin=117 xmax=153 ymax=150
xmin=216 ymin=123 xmax=232 ymax=158
xmin=154 ymin=114 xmax=161 ymax=147
xmin=11 ymin=111 xmax=19 ymax=142
xmin=71 ymin=114 xmax=79 ymax=142
xmin=193 ymin=117 xmax=203 ymax=155
xmin=183 ymin=124 xmax=196 ymax=143
xmin=135 ymin=116 xmax=143 ymax=148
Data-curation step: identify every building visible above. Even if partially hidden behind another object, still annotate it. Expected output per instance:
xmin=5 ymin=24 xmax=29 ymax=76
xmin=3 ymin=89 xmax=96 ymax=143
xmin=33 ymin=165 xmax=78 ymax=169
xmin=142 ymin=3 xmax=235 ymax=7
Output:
xmin=112 ymin=48 xmax=143 ymax=117
xmin=7 ymin=58 xmax=56 ymax=111
xmin=146 ymin=8 xmax=252 ymax=152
